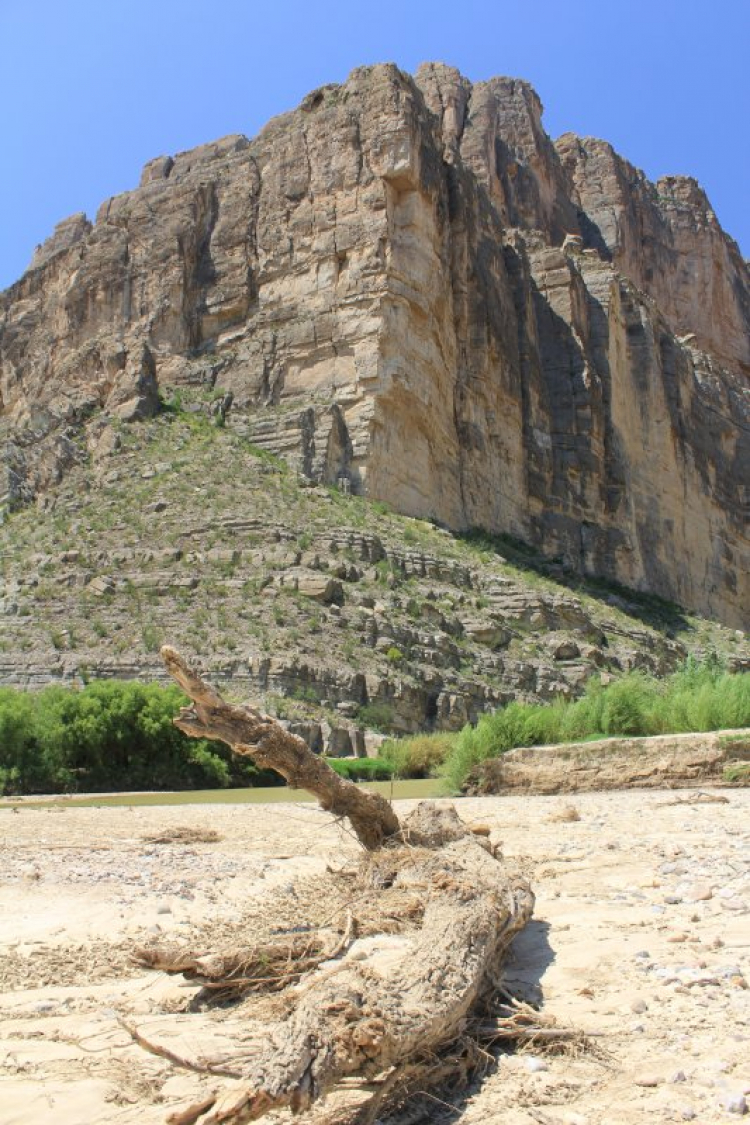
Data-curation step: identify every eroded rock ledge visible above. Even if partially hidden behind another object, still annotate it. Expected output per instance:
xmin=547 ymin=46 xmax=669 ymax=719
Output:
xmin=1 ymin=62 xmax=748 ymax=626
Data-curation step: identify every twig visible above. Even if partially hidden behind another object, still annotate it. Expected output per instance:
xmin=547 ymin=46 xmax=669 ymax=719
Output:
xmin=117 ymin=1016 xmax=242 ymax=1079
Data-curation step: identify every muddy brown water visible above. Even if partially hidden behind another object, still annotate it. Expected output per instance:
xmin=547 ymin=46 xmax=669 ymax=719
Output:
xmin=0 ymin=777 xmax=443 ymax=809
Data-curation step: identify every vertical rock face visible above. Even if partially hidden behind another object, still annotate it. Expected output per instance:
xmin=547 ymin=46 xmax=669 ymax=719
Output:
xmin=0 ymin=63 xmax=748 ymax=627
xmin=556 ymin=135 xmax=750 ymax=374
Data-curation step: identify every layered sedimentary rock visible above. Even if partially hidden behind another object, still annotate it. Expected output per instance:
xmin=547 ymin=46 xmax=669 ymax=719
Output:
xmin=1 ymin=62 xmax=748 ymax=626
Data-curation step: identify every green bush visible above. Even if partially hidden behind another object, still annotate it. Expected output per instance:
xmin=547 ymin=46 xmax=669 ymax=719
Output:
xmin=0 ymin=680 xmax=282 ymax=795
xmin=357 ymin=701 xmax=395 ymax=732
xmin=439 ymin=660 xmax=750 ymax=792
xmin=379 ymin=732 xmax=454 ymax=779
xmin=328 ymin=758 xmax=394 ymax=781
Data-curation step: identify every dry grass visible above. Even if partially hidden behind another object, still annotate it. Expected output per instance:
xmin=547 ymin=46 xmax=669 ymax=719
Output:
xmin=142 ymin=826 xmax=222 ymax=844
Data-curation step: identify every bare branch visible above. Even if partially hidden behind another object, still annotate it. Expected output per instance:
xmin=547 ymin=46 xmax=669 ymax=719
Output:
xmin=160 ymin=646 xmax=401 ymax=850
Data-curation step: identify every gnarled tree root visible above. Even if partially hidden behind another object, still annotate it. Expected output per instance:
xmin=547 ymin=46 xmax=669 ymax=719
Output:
xmin=153 ymin=647 xmax=535 ymax=1124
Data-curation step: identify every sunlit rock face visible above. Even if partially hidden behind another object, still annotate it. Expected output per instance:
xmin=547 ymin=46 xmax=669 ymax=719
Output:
xmin=1 ymin=62 xmax=748 ymax=626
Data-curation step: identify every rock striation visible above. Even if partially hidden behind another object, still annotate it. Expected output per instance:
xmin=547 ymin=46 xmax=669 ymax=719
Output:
xmin=1 ymin=62 xmax=748 ymax=627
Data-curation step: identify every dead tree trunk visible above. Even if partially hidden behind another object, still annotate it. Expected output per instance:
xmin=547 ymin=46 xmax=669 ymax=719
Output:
xmin=152 ymin=647 xmax=534 ymax=1125
xmin=162 ymin=645 xmax=400 ymax=850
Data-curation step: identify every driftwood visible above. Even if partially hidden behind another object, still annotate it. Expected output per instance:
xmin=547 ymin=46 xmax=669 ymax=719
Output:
xmin=148 ymin=647 xmax=535 ymax=1125
xmin=162 ymin=645 xmax=400 ymax=850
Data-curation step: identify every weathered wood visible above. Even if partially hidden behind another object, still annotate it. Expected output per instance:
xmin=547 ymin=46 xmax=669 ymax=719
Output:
xmin=161 ymin=645 xmax=401 ymax=849
xmin=155 ymin=648 xmax=535 ymax=1124
xmin=172 ymin=833 xmax=532 ymax=1124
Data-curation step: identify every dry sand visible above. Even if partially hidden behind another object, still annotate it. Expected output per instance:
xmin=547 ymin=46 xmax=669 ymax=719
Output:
xmin=1 ymin=789 xmax=748 ymax=1125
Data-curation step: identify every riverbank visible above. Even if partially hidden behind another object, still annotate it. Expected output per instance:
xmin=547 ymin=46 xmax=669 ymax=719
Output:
xmin=1 ymin=790 xmax=748 ymax=1123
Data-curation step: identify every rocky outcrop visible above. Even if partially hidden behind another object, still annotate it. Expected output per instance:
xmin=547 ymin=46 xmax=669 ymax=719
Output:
xmin=0 ymin=63 xmax=748 ymax=626
xmin=0 ymin=411 xmax=746 ymax=736
xmin=556 ymin=136 xmax=750 ymax=375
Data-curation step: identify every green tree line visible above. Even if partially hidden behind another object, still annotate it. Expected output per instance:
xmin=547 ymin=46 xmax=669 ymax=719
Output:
xmin=0 ymin=680 xmax=281 ymax=795
xmin=1 ymin=660 xmax=748 ymax=796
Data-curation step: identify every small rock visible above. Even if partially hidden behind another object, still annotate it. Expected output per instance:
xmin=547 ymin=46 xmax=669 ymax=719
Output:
xmin=671 ymin=1070 xmax=687 ymax=1083
xmin=724 ymin=1095 xmax=748 ymax=1115
xmin=634 ymin=1074 xmax=662 ymax=1087
xmin=156 ymin=902 xmax=172 ymax=915
xmin=680 ymin=1108 xmax=696 ymax=1121
xmin=631 ymin=998 xmax=649 ymax=1014
xmin=664 ymin=894 xmax=683 ymax=904
xmin=684 ymin=883 xmax=713 ymax=902
xmin=524 ymin=1056 xmax=548 ymax=1073
xmin=668 ymin=933 xmax=689 ymax=943
xmin=87 ymin=575 xmax=116 ymax=597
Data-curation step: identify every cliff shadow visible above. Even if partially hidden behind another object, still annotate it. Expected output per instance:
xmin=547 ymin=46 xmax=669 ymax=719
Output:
xmin=459 ymin=527 xmax=692 ymax=638
xmin=480 ymin=245 xmax=693 ymax=639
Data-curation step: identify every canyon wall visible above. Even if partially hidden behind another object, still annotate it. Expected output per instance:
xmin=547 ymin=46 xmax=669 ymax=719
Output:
xmin=1 ymin=63 xmax=748 ymax=626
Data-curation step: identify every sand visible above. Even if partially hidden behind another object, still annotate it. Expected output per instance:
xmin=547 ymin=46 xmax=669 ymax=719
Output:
xmin=1 ymin=790 xmax=748 ymax=1124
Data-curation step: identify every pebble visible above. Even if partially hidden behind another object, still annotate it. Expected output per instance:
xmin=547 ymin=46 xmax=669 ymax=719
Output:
xmin=684 ymin=883 xmax=713 ymax=902
xmin=156 ymin=902 xmax=172 ymax=915
xmin=680 ymin=1108 xmax=696 ymax=1121
xmin=524 ymin=1056 xmax=549 ymax=1073
xmin=631 ymin=998 xmax=649 ymax=1014
xmin=634 ymin=1074 xmax=663 ymax=1087
xmin=724 ymin=1094 xmax=748 ymax=1115
xmin=671 ymin=1070 xmax=687 ymax=1083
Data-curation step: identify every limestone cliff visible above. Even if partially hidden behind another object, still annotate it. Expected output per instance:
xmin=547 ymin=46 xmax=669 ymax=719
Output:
xmin=1 ymin=62 xmax=748 ymax=627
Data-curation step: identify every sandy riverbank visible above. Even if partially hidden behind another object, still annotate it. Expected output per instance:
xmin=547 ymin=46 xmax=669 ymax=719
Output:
xmin=1 ymin=790 xmax=748 ymax=1124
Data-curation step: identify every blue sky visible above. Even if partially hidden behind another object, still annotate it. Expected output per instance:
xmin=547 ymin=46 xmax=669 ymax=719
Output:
xmin=1 ymin=0 xmax=748 ymax=291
